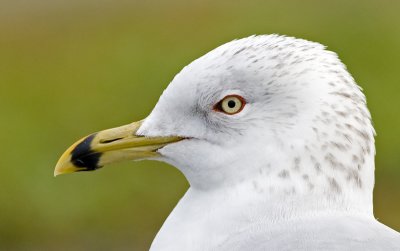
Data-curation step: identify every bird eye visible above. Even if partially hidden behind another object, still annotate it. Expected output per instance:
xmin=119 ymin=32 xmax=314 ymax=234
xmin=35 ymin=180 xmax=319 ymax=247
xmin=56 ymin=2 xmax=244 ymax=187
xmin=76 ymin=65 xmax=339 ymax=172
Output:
xmin=214 ymin=95 xmax=246 ymax=115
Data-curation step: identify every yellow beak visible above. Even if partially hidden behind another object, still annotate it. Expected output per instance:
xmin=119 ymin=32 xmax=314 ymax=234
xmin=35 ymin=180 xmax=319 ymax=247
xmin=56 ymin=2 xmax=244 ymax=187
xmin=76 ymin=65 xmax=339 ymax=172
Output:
xmin=54 ymin=120 xmax=183 ymax=176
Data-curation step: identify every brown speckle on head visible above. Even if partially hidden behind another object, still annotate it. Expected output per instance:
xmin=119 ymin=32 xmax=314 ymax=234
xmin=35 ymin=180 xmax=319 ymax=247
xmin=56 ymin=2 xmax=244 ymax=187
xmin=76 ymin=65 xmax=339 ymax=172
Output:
xmin=347 ymin=170 xmax=363 ymax=188
xmin=293 ymin=157 xmax=301 ymax=170
xmin=328 ymin=177 xmax=342 ymax=194
xmin=278 ymin=170 xmax=290 ymax=178
xmin=330 ymin=141 xmax=348 ymax=151
xmin=330 ymin=91 xmax=352 ymax=99
xmin=352 ymin=155 xmax=359 ymax=163
xmin=325 ymin=153 xmax=344 ymax=170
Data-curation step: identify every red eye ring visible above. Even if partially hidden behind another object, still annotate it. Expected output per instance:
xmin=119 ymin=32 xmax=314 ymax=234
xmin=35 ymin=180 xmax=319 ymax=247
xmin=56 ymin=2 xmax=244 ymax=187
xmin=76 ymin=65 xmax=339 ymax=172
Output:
xmin=213 ymin=95 xmax=246 ymax=115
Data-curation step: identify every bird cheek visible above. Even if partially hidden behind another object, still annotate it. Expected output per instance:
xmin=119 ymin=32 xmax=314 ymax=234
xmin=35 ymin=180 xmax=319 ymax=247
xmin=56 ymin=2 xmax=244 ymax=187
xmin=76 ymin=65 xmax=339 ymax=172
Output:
xmin=158 ymin=139 xmax=193 ymax=160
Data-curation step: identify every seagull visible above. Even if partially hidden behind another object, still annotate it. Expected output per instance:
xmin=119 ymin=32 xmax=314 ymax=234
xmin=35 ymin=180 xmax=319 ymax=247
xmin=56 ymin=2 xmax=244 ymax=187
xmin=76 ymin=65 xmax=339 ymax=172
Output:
xmin=55 ymin=35 xmax=400 ymax=250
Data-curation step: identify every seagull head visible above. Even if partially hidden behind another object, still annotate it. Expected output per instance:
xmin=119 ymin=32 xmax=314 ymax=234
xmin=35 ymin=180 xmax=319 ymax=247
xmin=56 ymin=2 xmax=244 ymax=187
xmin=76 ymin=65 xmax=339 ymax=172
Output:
xmin=55 ymin=35 xmax=375 ymax=212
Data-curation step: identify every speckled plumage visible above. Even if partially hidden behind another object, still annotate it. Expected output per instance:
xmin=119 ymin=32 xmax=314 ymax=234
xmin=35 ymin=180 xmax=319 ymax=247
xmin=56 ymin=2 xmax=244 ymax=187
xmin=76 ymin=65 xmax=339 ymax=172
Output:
xmin=137 ymin=35 xmax=400 ymax=250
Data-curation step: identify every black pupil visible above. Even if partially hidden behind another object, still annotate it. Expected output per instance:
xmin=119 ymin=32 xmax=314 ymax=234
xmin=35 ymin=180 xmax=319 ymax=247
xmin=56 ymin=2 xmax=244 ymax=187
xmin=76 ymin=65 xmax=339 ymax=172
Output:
xmin=227 ymin=100 xmax=236 ymax=108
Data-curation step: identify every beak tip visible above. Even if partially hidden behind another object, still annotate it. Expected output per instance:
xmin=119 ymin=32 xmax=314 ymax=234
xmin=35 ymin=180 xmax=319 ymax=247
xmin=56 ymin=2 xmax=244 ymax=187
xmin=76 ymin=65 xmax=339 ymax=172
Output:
xmin=54 ymin=169 xmax=62 ymax=177
xmin=54 ymin=158 xmax=79 ymax=177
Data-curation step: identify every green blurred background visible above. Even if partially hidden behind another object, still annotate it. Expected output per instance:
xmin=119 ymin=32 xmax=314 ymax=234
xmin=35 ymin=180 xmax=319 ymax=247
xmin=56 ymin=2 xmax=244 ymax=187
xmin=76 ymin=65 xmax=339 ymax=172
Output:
xmin=1 ymin=0 xmax=399 ymax=250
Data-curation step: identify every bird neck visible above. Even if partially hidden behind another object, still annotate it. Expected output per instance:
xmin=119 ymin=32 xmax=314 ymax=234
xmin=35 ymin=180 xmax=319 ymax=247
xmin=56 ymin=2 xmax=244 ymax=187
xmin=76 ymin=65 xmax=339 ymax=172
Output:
xmin=189 ymin=172 xmax=374 ymax=220
xmin=151 ymin=179 xmax=375 ymax=251
xmin=184 ymin=138 xmax=375 ymax=217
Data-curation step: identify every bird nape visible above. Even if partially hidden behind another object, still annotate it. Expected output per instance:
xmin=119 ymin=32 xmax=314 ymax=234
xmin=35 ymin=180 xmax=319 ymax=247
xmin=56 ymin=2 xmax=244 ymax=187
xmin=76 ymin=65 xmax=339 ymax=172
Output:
xmin=55 ymin=35 xmax=400 ymax=250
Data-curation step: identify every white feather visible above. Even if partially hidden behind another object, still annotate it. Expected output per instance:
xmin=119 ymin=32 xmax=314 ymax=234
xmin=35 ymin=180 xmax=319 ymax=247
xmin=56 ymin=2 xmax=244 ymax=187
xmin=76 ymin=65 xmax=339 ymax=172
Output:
xmin=137 ymin=35 xmax=400 ymax=250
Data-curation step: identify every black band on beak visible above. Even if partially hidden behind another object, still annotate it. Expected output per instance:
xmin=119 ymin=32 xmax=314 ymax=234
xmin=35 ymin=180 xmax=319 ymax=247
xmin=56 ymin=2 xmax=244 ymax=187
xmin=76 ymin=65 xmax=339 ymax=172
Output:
xmin=70 ymin=134 xmax=102 ymax=171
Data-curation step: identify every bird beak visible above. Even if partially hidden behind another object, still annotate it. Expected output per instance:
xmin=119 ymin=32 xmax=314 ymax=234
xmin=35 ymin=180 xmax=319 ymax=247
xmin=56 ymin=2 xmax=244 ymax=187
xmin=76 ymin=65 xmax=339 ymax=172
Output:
xmin=54 ymin=120 xmax=183 ymax=176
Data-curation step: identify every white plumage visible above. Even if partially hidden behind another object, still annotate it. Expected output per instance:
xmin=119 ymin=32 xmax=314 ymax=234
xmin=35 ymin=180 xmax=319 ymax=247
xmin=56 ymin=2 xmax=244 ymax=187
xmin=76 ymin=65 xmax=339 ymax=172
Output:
xmin=136 ymin=35 xmax=400 ymax=250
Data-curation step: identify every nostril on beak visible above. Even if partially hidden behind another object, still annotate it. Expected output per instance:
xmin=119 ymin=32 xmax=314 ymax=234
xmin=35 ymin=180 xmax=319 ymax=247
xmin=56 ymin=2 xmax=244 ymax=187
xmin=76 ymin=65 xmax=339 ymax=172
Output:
xmin=100 ymin=138 xmax=123 ymax=144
